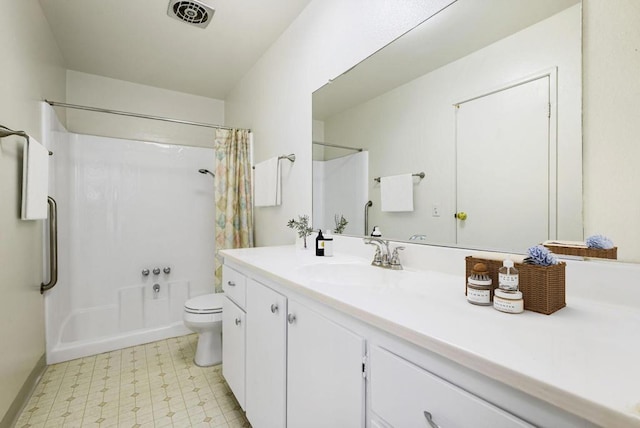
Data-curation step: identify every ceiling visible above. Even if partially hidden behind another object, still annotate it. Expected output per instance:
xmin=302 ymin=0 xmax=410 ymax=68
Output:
xmin=39 ymin=0 xmax=312 ymax=99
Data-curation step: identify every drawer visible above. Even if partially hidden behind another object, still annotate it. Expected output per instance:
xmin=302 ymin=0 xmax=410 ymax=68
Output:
xmin=222 ymin=265 xmax=247 ymax=309
xmin=370 ymin=346 xmax=533 ymax=428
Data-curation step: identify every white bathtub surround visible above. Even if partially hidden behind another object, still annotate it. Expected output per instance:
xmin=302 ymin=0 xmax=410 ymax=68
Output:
xmin=43 ymin=106 xmax=216 ymax=364
xmin=220 ymin=237 xmax=640 ymax=427
xmin=312 ymin=151 xmax=368 ymax=234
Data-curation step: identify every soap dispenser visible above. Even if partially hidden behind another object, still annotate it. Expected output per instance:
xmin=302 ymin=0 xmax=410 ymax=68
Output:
xmin=315 ymin=230 xmax=325 ymax=256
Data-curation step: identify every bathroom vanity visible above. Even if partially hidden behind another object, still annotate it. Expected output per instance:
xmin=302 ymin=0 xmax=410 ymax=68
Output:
xmin=220 ymin=241 xmax=640 ymax=428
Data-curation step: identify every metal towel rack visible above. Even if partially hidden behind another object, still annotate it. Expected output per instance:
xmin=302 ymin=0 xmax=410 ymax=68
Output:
xmin=374 ymin=172 xmax=425 ymax=183
xmin=41 ymin=196 xmax=58 ymax=294
xmin=278 ymin=154 xmax=296 ymax=163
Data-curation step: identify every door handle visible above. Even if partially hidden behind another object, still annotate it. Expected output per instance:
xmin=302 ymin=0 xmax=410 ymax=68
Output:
xmin=455 ymin=211 xmax=467 ymax=221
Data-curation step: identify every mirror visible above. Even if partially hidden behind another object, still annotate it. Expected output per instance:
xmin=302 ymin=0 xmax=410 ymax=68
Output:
xmin=312 ymin=0 xmax=582 ymax=254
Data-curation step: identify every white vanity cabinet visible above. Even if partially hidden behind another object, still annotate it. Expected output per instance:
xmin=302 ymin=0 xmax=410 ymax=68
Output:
xmin=369 ymin=346 xmax=533 ymax=428
xmin=286 ymin=300 xmax=366 ymax=428
xmin=221 ymin=265 xmax=247 ymax=410
xmin=245 ymin=278 xmax=288 ymax=427
xmin=222 ymin=296 xmax=245 ymax=409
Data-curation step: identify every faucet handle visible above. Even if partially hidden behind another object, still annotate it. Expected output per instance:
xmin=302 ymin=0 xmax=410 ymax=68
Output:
xmin=390 ymin=246 xmax=405 ymax=270
xmin=371 ymin=246 xmax=383 ymax=266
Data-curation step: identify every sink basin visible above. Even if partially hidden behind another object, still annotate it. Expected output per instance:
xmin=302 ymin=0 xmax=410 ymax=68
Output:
xmin=295 ymin=262 xmax=421 ymax=288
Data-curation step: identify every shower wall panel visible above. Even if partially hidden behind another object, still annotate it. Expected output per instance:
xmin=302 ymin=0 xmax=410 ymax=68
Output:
xmin=45 ymin=128 xmax=216 ymax=363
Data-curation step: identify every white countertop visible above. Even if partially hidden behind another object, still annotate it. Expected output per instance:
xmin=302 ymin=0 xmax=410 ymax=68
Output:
xmin=221 ymin=245 xmax=640 ymax=428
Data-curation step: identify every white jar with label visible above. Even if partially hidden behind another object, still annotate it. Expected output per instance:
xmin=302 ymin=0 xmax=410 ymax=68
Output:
xmin=466 ymin=263 xmax=493 ymax=306
xmin=493 ymin=290 xmax=524 ymax=314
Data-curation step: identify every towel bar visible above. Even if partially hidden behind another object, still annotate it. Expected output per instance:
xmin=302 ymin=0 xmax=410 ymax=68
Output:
xmin=41 ymin=196 xmax=58 ymax=294
xmin=374 ymin=172 xmax=425 ymax=183
xmin=278 ymin=154 xmax=296 ymax=163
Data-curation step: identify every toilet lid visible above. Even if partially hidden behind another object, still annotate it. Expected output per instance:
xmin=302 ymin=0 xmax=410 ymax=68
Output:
xmin=185 ymin=293 xmax=224 ymax=313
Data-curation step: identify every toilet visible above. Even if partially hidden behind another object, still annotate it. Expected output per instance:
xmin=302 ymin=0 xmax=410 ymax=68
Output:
xmin=183 ymin=293 xmax=224 ymax=367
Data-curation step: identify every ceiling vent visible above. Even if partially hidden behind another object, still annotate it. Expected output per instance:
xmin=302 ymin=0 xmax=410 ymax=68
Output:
xmin=167 ymin=0 xmax=215 ymax=29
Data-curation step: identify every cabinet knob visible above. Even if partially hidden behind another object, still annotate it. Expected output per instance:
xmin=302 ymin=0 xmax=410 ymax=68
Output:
xmin=270 ymin=303 xmax=279 ymax=314
xmin=153 ymin=267 xmax=161 ymax=275
xmin=141 ymin=269 xmax=150 ymax=276
xmin=163 ymin=266 xmax=171 ymax=274
xmin=287 ymin=313 xmax=296 ymax=324
xmin=235 ymin=318 xmax=241 ymax=326
xmin=423 ymin=411 xmax=440 ymax=428
xmin=227 ymin=281 xmax=236 ymax=287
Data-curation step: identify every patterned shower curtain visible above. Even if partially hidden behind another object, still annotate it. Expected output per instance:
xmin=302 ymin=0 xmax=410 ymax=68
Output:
xmin=213 ymin=128 xmax=254 ymax=290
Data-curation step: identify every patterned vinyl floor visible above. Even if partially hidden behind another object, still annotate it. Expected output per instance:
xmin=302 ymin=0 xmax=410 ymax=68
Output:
xmin=15 ymin=334 xmax=250 ymax=428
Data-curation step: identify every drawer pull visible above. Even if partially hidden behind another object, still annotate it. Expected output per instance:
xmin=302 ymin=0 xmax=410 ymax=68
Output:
xmin=227 ymin=281 xmax=236 ymax=287
xmin=287 ymin=313 xmax=296 ymax=324
xmin=235 ymin=317 xmax=241 ymax=326
xmin=423 ymin=411 xmax=440 ymax=428
xmin=270 ymin=303 xmax=279 ymax=314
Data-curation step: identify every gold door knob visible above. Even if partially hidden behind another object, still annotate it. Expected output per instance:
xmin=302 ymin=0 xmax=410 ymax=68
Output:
xmin=455 ymin=212 xmax=468 ymax=221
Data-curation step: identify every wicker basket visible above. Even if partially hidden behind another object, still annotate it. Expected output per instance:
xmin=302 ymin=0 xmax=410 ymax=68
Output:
xmin=542 ymin=244 xmax=617 ymax=260
xmin=465 ymin=256 xmax=566 ymax=315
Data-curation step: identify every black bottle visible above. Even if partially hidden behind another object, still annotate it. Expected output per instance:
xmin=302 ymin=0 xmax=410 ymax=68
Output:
xmin=315 ymin=229 xmax=325 ymax=256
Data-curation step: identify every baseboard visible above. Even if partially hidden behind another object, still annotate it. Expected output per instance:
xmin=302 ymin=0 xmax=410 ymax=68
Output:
xmin=0 ymin=354 xmax=46 ymax=428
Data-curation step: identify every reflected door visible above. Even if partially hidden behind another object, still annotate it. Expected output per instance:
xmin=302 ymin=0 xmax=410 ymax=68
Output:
xmin=456 ymin=76 xmax=550 ymax=252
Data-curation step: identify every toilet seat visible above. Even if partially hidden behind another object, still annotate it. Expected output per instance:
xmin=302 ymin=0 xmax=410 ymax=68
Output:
xmin=184 ymin=293 xmax=224 ymax=314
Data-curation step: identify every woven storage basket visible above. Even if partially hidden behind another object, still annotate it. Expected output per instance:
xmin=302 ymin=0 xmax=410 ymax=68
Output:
xmin=465 ymin=256 xmax=566 ymax=315
xmin=542 ymin=244 xmax=617 ymax=260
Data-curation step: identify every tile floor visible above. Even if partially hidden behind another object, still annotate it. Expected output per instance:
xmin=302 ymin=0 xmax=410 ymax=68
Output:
xmin=15 ymin=334 xmax=251 ymax=428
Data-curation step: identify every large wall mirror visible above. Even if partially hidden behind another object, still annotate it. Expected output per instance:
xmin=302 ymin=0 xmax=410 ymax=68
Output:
xmin=312 ymin=0 xmax=582 ymax=254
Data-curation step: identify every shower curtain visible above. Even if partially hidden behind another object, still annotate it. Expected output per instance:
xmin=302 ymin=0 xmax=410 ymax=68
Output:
xmin=214 ymin=129 xmax=254 ymax=290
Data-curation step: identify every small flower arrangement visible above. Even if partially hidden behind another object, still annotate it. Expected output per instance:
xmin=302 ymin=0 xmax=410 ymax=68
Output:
xmin=524 ymin=245 xmax=559 ymax=266
xmin=287 ymin=215 xmax=313 ymax=248
xmin=586 ymin=234 xmax=614 ymax=249
xmin=334 ymin=214 xmax=348 ymax=234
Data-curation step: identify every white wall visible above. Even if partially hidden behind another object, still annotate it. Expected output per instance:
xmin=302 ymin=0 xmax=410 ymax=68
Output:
xmin=65 ymin=71 xmax=225 ymax=148
xmin=225 ymin=0 xmax=456 ymax=246
xmin=583 ymin=0 xmax=640 ymax=262
xmin=324 ymin=5 xmax=581 ymax=245
xmin=0 ymin=0 xmax=66 ymax=422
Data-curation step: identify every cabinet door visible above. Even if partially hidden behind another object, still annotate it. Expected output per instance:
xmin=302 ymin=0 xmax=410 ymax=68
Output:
xmin=222 ymin=297 xmax=245 ymax=409
xmin=245 ymin=279 xmax=287 ymax=428
xmin=287 ymin=300 xmax=366 ymax=428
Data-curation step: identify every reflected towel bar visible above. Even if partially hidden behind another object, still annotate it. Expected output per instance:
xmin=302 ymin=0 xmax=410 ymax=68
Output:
xmin=278 ymin=154 xmax=296 ymax=163
xmin=364 ymin=200 xmax=373 ymax=236
xmin=374 ymin=172 xmax=425 ymax=182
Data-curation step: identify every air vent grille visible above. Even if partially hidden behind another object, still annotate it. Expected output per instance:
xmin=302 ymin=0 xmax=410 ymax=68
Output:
xmin=167 ymin=0 xmax=214 ymax=28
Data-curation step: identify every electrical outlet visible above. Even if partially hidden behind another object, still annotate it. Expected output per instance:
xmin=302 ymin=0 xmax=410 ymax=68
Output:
xmin=432 ymin=204 xmax=441 ymax=217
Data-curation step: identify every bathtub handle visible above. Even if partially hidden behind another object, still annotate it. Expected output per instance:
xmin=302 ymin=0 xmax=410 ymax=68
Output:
xmin=41 ymin=196 xmax=58 ymax=294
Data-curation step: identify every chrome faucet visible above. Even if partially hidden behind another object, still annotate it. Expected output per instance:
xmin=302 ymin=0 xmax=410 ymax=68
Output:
xmin=364 ymin=238 xmax=404 ymax=270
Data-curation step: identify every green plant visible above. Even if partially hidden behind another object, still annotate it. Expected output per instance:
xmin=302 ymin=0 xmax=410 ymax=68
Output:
xmin=287 ymin=215 xmax=313 ymax=248
xmin=334 ymin=214 xmax=348 ymax=234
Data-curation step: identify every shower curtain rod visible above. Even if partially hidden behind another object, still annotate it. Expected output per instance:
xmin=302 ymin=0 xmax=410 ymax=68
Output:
xmin=45 ymin=100 xmax=250 ymax=132
xmin=312 ymin=141 xmax=363 ymax=152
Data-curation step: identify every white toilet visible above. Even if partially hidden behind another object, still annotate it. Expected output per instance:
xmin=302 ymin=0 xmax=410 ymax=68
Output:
xmin=183 ymin=292 xmax=224 ymax=367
